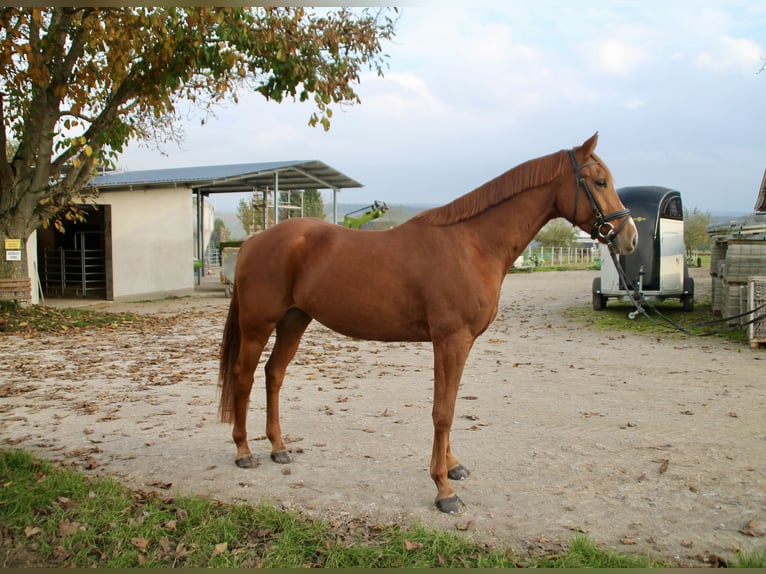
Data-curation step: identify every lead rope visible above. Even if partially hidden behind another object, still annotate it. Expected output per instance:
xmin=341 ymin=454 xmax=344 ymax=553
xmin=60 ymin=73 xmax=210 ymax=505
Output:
xmin=605 ymin=242 xmax=766 ymax=337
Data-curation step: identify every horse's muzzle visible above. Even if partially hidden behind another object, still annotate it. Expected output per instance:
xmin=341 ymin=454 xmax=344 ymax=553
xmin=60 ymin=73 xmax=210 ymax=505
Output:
xmin=610 ymin=217 xmax=638 ymax=254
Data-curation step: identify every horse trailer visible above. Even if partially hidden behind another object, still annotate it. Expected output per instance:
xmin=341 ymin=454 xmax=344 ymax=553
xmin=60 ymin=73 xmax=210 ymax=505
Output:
xmin=593 ymin=186 xmax=694 ymax=311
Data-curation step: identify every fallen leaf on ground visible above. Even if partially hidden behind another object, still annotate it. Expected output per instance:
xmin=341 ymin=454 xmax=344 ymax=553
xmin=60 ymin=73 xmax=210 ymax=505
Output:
xmin=211 ymin=541 xmax=228 ymax=558
xmin=57 ymin=519 xmax=80 ymax=537
xmin=739 ymin=520 xmax=764 ymax=537
xmin=620 ymin=537 xmax=636 ymax=545
xmin=404 ymin=539 xmax=424 ymax=551
xmin=131 ymin=537 xmax=150 ymax=552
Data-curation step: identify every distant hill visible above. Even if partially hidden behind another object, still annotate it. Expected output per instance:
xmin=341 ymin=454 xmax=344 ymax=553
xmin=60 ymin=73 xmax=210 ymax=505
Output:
xmin=708 ymin=211 xmax=756 ymax=225
xmin=213 ymin=203 xmax=436 ymax=240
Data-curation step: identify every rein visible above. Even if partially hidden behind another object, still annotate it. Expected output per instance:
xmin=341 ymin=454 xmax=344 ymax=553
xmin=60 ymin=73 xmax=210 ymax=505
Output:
xmin=605 ymin=242 xmax=766 ymax=337
xmin=568 ymin=149 xmax=632 ymax=242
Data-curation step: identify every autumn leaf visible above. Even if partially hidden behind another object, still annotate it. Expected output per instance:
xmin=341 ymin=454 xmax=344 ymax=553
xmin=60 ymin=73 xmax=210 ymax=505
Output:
xmin=620 ymin=537 xmax=637 ymax=545
xmin=131 ymin=537 xmax=150 ymax=552
xmin=211 ymin=541 xmax=228 ymax=558
xmin=57 ymin=519 xmax=80 ymax=537
xmin=403 ymin=539 xmax=423 ymax=551
xmin=165 ymin=519 xmax=177 ymax=532
xmin=739 ymin=520 xmax=764 ymax=538
xmin=24 ymin=525 xmax=42 ymax=538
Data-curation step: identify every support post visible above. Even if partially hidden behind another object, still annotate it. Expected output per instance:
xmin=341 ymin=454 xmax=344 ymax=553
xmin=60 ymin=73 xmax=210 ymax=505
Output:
xmin=273 ymin=172 xmax=279 ymax=226
xmin=333 ymin=188 xmax=338 ymax=224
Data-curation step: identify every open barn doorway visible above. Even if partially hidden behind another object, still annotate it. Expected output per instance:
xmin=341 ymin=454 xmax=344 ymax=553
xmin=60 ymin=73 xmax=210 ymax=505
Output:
xmin=36 ymin=205 xmax=113 ymax=299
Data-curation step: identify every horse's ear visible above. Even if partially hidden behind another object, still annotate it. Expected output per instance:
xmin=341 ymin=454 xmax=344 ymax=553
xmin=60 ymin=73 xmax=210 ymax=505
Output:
xmin=579 ymin=132 xmax=599 ymax=155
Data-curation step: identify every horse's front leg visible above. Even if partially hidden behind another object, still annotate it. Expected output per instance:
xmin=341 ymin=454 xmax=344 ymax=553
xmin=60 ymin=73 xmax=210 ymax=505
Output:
xmin=431 ymin=333 xmax=475 ymax=513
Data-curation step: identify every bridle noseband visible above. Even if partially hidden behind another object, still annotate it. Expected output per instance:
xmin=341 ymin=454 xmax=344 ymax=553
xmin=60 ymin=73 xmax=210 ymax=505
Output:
xmin=568 ymin=149 xmax=631 ymax=243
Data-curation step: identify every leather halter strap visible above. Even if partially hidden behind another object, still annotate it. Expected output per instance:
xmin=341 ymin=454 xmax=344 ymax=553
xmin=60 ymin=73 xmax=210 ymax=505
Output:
xmin=568 ymin=149 xmax=631 ymax=242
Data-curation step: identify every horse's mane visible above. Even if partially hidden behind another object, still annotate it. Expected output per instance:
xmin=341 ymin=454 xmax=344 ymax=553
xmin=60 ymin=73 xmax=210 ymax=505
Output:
xmin=414 ymin=149 xmax=568 ymax=226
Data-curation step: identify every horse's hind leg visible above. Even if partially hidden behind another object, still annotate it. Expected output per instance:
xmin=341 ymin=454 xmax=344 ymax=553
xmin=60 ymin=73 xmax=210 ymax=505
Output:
xmin=233 ymin=330 xmax=272 ymax=468
xmin=265 ymin=308 xmax=312 ymax=464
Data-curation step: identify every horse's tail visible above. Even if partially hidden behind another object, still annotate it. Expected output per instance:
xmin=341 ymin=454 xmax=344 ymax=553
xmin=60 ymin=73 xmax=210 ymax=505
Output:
xmin=218 ymin=287 xmax=241 ymax=424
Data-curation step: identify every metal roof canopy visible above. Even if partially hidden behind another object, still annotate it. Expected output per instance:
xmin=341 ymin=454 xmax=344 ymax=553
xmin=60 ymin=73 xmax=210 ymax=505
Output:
xmin=90 ymin=159 xmax=363 ymax=218
xmin=90 ymin=159 xmax=363 ymax=284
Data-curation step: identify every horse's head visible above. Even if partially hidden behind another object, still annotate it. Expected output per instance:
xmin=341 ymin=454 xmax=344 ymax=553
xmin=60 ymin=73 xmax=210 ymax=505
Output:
xmin=559 ymin=133 xmax=638 ymax=255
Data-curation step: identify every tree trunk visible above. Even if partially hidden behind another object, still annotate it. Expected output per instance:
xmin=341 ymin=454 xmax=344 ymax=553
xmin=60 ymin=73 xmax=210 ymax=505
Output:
xmin=0 ymin=188 xmax=39 ymax=281
xmin=0 ymin=228 xmax=30 ymax=281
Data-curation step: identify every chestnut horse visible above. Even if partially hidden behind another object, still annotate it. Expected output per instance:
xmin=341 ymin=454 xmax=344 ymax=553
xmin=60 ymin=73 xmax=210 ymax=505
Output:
xmin=218 ymin=133 xmax=638 ymax=513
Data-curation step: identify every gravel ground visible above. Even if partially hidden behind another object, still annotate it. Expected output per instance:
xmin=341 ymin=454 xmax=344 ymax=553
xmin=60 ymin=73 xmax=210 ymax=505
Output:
xmin=1 ymin=266 xmax=764 ymax=565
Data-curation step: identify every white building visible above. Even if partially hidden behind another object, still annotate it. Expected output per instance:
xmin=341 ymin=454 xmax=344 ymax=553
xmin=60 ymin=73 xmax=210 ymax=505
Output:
xmin=25 ymin=160 xmax=361 ymax=303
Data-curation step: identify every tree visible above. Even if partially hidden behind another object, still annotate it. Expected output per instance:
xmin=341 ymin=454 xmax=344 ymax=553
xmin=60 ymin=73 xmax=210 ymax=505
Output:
xmin=237 ymin=188 xmax=326 ymax=234
xmin=236 ymin=196 xmax=261 ymax=236
xmin=0 ymin=7 xmax=397 ymax=280
xmin=303 ymin=189 xmax=325 ymax=220
xmin=210 ymin=218 xmax=230 ymax=247
xmin=684 ymin=207 xmax=711 ymax=256
xmin=533 ymin=217 xmax=579 ymax=247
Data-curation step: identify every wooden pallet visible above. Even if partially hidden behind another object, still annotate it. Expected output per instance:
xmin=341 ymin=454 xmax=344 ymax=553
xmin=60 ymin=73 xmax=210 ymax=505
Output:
xmin=0 ymin=277 xmax=32 ymax=303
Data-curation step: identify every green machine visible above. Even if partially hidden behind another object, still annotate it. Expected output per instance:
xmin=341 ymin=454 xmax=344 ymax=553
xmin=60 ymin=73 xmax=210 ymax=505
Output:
xmin=342 ymin=201 xmax=388 ymax=229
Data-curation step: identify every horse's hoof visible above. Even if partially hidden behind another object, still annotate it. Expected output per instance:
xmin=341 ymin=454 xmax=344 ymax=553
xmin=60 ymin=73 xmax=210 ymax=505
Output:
xmin=270 ymin=450 xmax=291 ymax=464
xmin=235 ymin=454 xmax=259 ymax=468
xmin=448 ymin=464 xmax=470 ymax=481
xmin=435 ymin=494 xmax=463 ymax=514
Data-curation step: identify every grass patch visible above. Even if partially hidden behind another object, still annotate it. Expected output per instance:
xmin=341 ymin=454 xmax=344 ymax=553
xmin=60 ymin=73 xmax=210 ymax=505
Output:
xmin=566 ymin=297 xmax=749 ymax=344
xmin=508 ymin=262 xmax=599 ymax=274
xmin=0 ymin=448 xmax=682 ymax=568
xmin=0 ymin=302 xmax=140 ymax=334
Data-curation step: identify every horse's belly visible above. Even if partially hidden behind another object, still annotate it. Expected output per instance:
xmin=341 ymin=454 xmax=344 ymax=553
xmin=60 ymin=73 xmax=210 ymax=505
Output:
xmin=310 ymin=308 xmax=431 ymax=343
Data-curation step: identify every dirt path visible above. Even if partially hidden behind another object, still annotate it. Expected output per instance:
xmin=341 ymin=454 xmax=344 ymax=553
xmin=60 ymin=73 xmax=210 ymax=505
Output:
xmin=1 ymin=268 xmax=764 ymax=565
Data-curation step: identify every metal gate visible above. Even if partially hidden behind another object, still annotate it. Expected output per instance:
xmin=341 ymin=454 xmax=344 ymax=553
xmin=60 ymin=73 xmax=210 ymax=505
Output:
xmin=42 ymin=231 xmax=106 ymax=298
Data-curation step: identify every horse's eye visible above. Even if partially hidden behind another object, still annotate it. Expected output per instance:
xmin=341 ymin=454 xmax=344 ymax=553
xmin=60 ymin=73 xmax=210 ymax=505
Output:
xmin=595 ymin=179 xmax=608 ymax=188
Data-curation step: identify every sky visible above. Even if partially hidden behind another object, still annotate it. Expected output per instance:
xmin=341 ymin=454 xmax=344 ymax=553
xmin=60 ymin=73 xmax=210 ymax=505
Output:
xmin=117 ymin=2 xmax=766 ymax=215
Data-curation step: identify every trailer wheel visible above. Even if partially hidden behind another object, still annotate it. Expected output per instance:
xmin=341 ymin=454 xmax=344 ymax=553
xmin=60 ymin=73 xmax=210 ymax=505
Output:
xmin=682 ymin=277 xmax=694 ymax=312
xmin=592 ymin=278 xmax=607 ymax=311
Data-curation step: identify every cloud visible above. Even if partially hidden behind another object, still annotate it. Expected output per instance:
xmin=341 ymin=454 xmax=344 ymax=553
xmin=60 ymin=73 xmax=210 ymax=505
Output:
xmin=116 ymin=3 xmax=766 ymax=214
xmin=695 ymin=35 xmax=764 ymax=75
xmin=360 ymin=71 xmax=448 ymax=120
xmin=590 ymin=40 xmax=650 ymax=76
xmin=623 ymin=98 xmax=646 ymax=110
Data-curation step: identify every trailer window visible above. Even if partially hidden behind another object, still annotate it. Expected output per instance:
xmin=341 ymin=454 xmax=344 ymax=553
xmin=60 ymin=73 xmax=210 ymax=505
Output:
xmin=660 ymin=196 xmax=683 ymax=220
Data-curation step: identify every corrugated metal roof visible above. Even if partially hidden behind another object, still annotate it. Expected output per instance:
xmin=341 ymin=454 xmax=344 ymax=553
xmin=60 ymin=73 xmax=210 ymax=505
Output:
xmin=89 ymin=160 xmax=363 ymax=193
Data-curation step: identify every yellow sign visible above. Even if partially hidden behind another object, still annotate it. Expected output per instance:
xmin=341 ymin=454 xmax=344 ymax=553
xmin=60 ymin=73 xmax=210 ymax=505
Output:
xmin=4 ymin=238 xmax=21 ymax=250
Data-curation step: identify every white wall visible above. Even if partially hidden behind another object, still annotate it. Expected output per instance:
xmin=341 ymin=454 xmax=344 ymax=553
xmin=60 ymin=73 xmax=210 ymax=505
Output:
xmin=26 ymin=232 xmax=40 ymax=305
xmin=101 ymin=187 xmax=193 ymax=300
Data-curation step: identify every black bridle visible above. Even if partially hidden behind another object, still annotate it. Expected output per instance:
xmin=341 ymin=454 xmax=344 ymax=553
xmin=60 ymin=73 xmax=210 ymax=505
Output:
xmin=568 ymin=149 xmax=631 ymax=243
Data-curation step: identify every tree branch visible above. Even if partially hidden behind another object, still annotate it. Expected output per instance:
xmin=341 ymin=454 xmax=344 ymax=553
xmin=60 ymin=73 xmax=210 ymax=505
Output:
xmin=0 ymin=93 xmax=13 ymax=189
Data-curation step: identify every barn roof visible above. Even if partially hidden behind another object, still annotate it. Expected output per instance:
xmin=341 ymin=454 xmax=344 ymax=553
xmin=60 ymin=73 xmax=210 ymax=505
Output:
xmin=89 ymin=160 xmax=363 ymax=193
